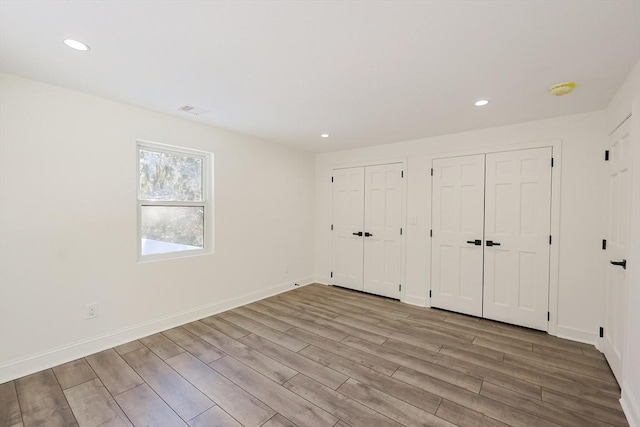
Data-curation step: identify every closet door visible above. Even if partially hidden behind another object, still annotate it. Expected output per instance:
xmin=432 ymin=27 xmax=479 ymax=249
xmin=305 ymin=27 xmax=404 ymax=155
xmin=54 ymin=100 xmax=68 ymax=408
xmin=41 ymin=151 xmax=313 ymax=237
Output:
xmin=483 ymin=147 xmax=552 ymax=330
xmin=602 ymin=118 xmax=631 ymax=382
xmin=363 ymin=163 xmax=403 ymax=298
xmin=331 ymin=167 xmax=365 ymax=291
xmin=431 ymin=155 xmax=485 ymax=317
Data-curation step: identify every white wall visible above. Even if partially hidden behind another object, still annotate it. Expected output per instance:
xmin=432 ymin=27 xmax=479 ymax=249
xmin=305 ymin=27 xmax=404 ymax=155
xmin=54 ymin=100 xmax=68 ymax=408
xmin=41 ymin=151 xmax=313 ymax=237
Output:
xmin=607 ymin=60 xmax=640 ymax=427
xmin=0 ymin=73 xmax=316 ymax=382
xmin=315 ymin=110 xmax=608 ymax=344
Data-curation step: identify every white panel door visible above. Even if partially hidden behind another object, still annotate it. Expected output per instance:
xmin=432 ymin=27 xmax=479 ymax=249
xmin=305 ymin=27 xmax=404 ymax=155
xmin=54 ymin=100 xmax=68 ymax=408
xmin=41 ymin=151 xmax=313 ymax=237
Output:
xmin=602 ymin=119 xmax=631 ymax=382
xmin=331 ymin=167 xmax=365 ymax=291
xmin=363 ymin=163 xmax=403 ymax=298
xmin=483 ymin=147 xmax=552 ymax=331
xmin=431 ymin=155 xmax=485 ymax=317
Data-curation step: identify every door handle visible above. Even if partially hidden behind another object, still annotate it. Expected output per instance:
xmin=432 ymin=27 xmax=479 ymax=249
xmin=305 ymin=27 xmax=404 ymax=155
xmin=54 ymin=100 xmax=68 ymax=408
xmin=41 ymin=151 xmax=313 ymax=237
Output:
xmin=466 ymin=239 xmax=482 ymax=246
xmin=486 ymin=240 xmax=501 ymax=247
xmin=352 ymin=231 xmax=363 ymax=236
xmin=364 ymin=232 xmax=373 ymax=237
xmin=610 ymin=259 xmax=627 ymax=269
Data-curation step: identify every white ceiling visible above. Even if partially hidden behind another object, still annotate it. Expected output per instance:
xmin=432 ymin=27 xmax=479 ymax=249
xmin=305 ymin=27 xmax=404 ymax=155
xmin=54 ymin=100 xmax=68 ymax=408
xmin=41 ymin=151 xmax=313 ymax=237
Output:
xmin=1 ymin=1 xmax=639 ymax=153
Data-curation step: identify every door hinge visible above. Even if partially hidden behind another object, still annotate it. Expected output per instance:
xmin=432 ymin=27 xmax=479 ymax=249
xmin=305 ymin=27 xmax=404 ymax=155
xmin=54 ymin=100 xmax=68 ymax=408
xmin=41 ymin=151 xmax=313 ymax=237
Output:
xmin=331 ymin=176 xmax=334 ymax=183
xmin=547 ymin=311 xmax=550 ymax=321
xmin=330 ymin=271 xmax=333 ymax=278
xmin=429 ymin=290 xmax=432 ymax=298
xmin=599 ymin=327 xmax=604 ymax=338
xmin=551 ymin=157 xmax=554 ymax=167
xmin=401 ymin=170 xmax=404 ymax=178
xmin=400 ymin=228 xmax=403 ymax=235
xmin=430 ymin=229 xmax=433 ymax=237
xmin=399 ymin=284 xmax=402 ymax=292
xmin=549 ymin=235 xmax=552 ymax=244
xmin=430 ymin=168 xmax=434 ymax=176
xmin=602 ymin=239 xmax=607 ymax=250
xmin=605 ymin=150 xmax=609 ymax=161
xmin=331 ymin=224 xmax=333 ymax=231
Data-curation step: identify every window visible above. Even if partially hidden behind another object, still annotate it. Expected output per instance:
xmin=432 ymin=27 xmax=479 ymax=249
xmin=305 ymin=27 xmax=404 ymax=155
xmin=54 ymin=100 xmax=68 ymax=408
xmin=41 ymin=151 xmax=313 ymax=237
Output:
xmin=137 ymin=141 xmax=212 ymax=260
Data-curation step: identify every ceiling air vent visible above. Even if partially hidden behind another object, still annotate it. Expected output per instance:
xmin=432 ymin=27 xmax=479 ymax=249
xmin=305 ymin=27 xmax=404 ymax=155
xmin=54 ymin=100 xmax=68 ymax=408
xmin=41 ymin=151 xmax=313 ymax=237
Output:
xmin=177 ymin=104 xmax=209 ymax=115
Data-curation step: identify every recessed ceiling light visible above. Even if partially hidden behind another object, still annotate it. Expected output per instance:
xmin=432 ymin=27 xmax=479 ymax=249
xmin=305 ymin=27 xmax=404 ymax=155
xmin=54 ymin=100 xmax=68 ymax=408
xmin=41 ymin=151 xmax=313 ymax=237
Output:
xmin=64 ymin=39 xmax=90 ymax=51
xmin=474 ymin=100 xmax=489 ymax=107
xmin=320 ymin=133 xmax=330 ymax=138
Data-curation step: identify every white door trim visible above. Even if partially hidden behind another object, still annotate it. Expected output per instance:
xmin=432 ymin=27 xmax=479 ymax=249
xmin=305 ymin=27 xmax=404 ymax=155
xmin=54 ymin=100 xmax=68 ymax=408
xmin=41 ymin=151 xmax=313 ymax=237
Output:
xmin=331 ymin=157 xmax=408 ymax=170
xmin=425 ymin=139 xmax=562 ymax=336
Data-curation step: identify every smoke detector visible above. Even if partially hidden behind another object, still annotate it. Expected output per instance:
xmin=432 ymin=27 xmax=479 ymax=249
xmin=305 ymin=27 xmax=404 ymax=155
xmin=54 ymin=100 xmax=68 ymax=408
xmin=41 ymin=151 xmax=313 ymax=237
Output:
xmin=177 ymin=104 xmax=209 ymax=115
xmin=548 ymin=82 xmax=576 ymax=96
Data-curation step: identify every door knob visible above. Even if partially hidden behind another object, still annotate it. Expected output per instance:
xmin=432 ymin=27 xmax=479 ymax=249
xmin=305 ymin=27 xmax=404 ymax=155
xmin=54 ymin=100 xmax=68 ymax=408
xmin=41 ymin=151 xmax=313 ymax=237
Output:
xmin=352 ymin=231 xmax=363 ymax=236
xmin=364 ymin=232 xmax=373 ymax=237
xmin=466 ymin=239 xmax=482 ymax=246
xmin=486 ymin=240 xmax=501 ymax=247
xmin=610 ymin=259 xmax=627 ymax=269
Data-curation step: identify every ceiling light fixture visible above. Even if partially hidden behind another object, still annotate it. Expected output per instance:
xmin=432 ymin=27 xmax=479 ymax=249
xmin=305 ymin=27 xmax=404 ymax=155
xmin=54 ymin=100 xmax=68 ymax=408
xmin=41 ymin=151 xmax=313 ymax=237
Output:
xmin=320 ymin=133 xmax=330 ymax=138
xmin=474 ymin=100 xmax=489 ymax=107
xmin=64 ymin=39 xmax=90 ymax=51
xmin=548 ymin=82 xmax=576 ymax=96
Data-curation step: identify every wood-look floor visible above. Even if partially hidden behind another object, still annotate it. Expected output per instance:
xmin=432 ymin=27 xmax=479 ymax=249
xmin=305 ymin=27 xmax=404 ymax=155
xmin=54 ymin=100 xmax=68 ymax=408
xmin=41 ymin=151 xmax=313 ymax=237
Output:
xmin=0 ymin=284 xmax=629 ymax=427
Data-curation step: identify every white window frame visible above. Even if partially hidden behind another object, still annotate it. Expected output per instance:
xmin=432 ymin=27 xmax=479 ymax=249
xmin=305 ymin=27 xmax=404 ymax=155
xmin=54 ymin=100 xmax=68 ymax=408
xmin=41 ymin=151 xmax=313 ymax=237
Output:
xmin=137 ymin=140 xmax=213 ymax=262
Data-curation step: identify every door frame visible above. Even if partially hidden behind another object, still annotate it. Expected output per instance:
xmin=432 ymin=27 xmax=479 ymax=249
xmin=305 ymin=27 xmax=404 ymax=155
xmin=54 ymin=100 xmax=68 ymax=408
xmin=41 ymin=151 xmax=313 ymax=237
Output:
xmin=330 ymin=158 xmax=408 ymax=300
xmin=425 ymin=140 xmax=562 ymax=336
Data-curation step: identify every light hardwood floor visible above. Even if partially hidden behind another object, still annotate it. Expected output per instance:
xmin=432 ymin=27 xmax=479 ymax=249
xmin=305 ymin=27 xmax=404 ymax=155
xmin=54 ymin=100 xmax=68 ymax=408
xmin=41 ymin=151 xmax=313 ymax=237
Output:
xmin=0 ymin=284 xmax=629 ymax=427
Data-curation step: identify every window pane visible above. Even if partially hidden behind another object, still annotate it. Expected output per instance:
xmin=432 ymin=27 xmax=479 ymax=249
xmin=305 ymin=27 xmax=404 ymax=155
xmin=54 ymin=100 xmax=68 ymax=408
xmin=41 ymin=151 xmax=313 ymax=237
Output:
xmin=141 ymin=206 xmax=204 ymax=255
xmin=139 ymin=149 xmax=203 ymax=201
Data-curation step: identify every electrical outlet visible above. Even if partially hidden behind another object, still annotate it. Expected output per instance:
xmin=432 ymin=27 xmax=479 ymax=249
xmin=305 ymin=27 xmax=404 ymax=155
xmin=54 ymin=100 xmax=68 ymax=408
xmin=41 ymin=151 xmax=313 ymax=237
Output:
xmin=86 ymin=303 xmax=98 ymax=319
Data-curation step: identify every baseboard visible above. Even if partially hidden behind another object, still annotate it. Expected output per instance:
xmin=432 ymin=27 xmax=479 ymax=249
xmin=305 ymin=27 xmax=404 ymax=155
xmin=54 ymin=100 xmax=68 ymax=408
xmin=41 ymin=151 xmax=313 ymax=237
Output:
xmin=555 ymin=325 xmax=598 ymax=345
xmin=0 ymin=278 xmax=313 ymax=383
xmin=621 ymin=389 xmax=640 ymax=427
xmin=313 ymin=276 xmax=331 ymax=286
xmin=402 ymin=295 xmax=428 ymax=307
